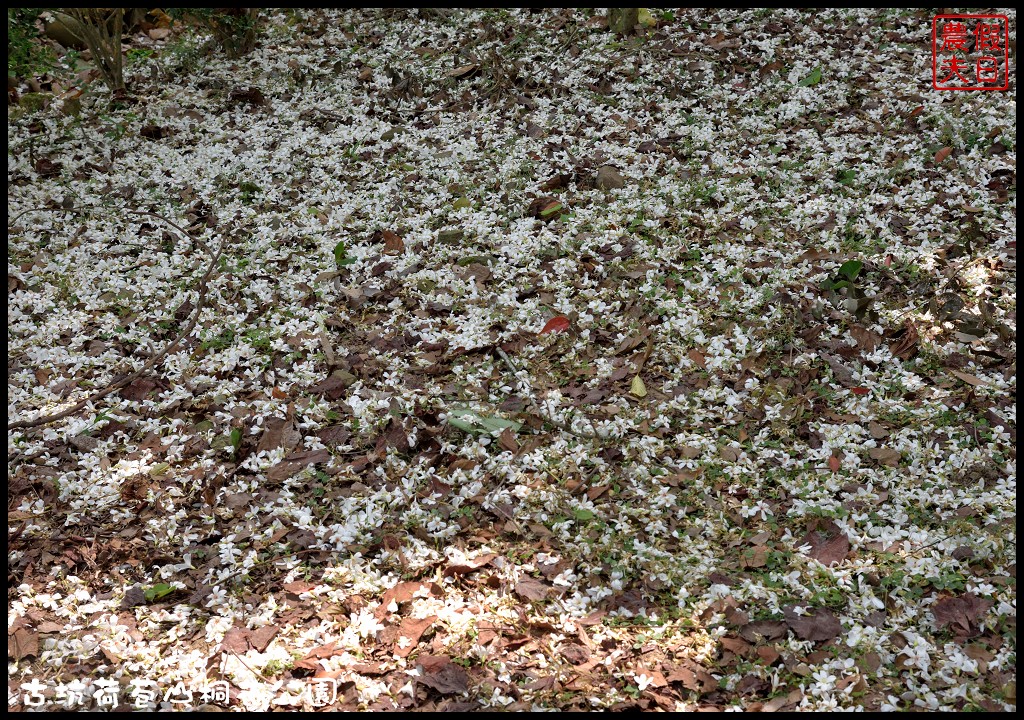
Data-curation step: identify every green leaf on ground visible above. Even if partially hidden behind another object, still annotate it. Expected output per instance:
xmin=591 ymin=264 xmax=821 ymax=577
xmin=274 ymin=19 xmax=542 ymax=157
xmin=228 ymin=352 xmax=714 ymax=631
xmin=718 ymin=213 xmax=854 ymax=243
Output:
xmin=447 ymin=407 xmax=522 ymax=435
xmin=799 ymin=66 xmax=822 ymax=86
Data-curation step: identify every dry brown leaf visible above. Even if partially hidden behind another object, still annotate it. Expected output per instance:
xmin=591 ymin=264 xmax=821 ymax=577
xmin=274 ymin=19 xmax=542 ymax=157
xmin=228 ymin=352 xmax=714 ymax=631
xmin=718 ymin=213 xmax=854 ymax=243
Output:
xmin=8 ymin=627 xmax=38 ymax=660
xmin=415 ymin=655 xmax=469 ymax=695
xmin=797 ymin=519 xmax=850 ymax=565
xmin=849 ymin=323 xmax=882 ymax=352
xmin=707 ymin=34 xmax=742 ymax=50
xmin=562 ymin=643 xmax=591 ymax=665
xmin=743 ymin=545 xmax=768 ymax=568
xmin=867 ymin=447 xmax=901 ymax=467
xmin=121 ymin=376 xmax=161 ymax=402
xmin=615 ymin=332 xmax=648 ymax=355
xmin=266 ymin=448 xmax=330 ymax=482
xmin=497 ymin=427 xmax=519 ymax=453
xmin=687 ymin=348 xmax=707 ymax=369
xmin=248 ymin=625 xmax=279 ymax=652
xmin=721 ymin=635 xmax=752 ymax=657
xmin=665 ymin=660 xmax=717 ymax=694
xmin=820 ymin=352 xmax=855 ymax=387
xmin=394 ymin=615 xmax=436 ymax=658
xmin=375 ymin=581 xmax=444 ymax=620
xmin=634 ymin=666 xmax=668 ymax=688
xmin=932 ymin=594 xmax=993 ymax=635
xmin=719 ymin=446 xmax=741 ymax=462
xmin=949 ymin=369 xmax=989 ymax=387
xmin=382 ymin=230 xmax=405 ymax=255
xmin=586 ymin=484 xmax=610 ymax=500
xmin=739 ymin=620 xmax=788 ymax=643
xmin=257 ymin=417 xmax=302 ymax=454
xmin=514 ymin=577 xmax=551 ymax=601
xmin=889 ymin=320 xmax=919 ymax=360
xmin=220 ymin=627 xmax=250 ymax=654
xmin=679 ymin=445 xmax=701 ymax=459
xmin=783 ymin=606 xmax=841 ymax=643
xmin=294 ymin=641 xmax=340 ymax=671
xmin=446 ymin=63 xmax=479 ymax=79
xmin=444 ymin=553 xmax=497 ymax=577
xmin=868 ymin=421 xmax=889 ymax=439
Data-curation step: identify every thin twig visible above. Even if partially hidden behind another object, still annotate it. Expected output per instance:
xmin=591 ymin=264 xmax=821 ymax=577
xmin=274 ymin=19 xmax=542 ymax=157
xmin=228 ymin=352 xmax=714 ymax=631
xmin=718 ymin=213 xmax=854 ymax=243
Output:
xmin=8 ymin=206 xmax=210 ymax=254
xmin=635 ymin=333 xmax=655 ymax=374
xmin=8 ymin=207 xmax=223 ymax=431
xmin=494 ymin=346 xmax=602 ymax=440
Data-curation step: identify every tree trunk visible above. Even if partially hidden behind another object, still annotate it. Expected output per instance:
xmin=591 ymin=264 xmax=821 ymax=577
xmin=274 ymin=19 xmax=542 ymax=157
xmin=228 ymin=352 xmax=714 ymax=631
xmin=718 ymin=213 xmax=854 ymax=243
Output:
xmin=608 ymin=8 xmax=639 ymax=35
xmin=64 ymin=9 xmax=125 ymax=92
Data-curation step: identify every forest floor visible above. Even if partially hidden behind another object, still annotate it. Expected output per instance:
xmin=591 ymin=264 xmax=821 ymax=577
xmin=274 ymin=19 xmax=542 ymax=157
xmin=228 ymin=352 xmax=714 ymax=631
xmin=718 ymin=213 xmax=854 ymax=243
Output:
xmin=7 ymin=8 xmax=1016 ymax=712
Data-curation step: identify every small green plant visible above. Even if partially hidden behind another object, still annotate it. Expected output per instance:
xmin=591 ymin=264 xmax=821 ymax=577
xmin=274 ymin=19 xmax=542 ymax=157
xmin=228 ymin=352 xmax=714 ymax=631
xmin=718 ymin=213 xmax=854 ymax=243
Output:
xmin=333 ymin=240 xmax=356 ymax=269
xmin=176 ymin=8 xmax=263 ymax=58
xmin=126 ymin=46 xmax=156 ymax=65
xmin=8 ymin=9 xmax=56 ymax=78
xmin=243 ymin=327 xmax=273 ymax=352
xmin=820 ymin=260 xmax=862 ymax=291
xmin=144 ymin=583 xmax=176 ymax=602
xmin=798 ymin=66 xmax=823 ymax=86
xmin=201 ymin=327 xmax=235 ymax=351
xmin=836 ymin=168 xmax=857 ymax=186
xmin=229 ymin=428 xmax=243 ymax=456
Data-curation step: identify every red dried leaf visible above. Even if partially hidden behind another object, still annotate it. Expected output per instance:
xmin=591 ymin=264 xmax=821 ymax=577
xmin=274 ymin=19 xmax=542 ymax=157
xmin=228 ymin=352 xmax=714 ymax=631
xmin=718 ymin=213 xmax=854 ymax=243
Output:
xmin=248 ymin=625 xmax=279 ymax=652
xmin=539 ymin=315 xmax=571 ymax=335
xmin=220 ymin=627 xmax=250 ymax=654
xmin=665 ymin=660 xmax=717 ymax=694
xmin=375 ymin=581 xmax=444 ymax=620
xmin=294 ymin=641 xmax=340 ymax=671
xmin=935 ymin=147 xmax=953 ymax=164
xmin=828 ymin=455 xmax=841 ymax=473
xmin=394 ymin=615 xmax=436 ymax=658
xmin=444 ymin=553 xmax=497 ymax=577
xmin=687 ymin=348 xmax=707 ymax=369
xmin=850 ymin=387 xmax=870 ymax=396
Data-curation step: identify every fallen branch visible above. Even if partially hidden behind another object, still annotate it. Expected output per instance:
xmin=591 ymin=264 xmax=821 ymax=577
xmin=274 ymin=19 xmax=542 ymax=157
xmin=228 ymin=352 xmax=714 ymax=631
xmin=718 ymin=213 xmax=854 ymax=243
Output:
xmin=8 ymin=207 xmax=223 ymax=431
xmin=494 ymin=346 xmax=603 ymax=440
